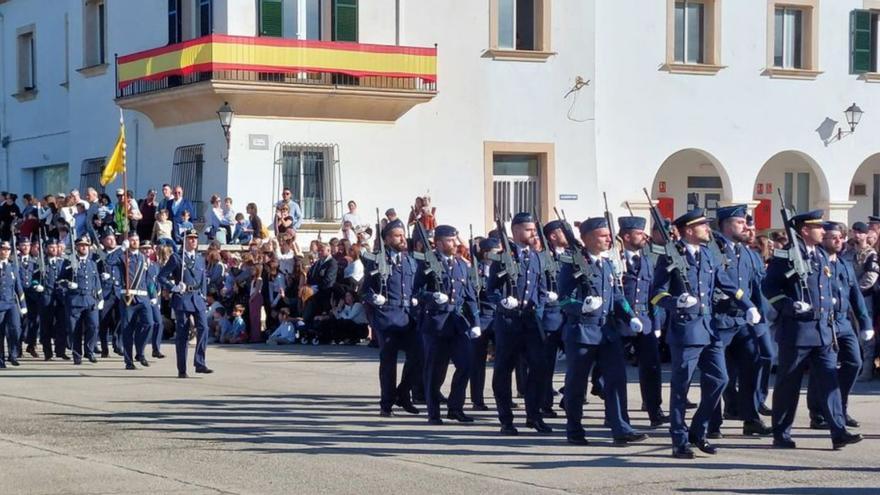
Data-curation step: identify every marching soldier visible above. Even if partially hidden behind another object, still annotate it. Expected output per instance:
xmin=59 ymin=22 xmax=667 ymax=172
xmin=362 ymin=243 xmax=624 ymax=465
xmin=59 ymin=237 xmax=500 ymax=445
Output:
xmin=707 ymin=205 xmax=772 ymax=438
xmin=158 ymin=228 xmax=213 ymax=378
xmin=119 ymin=232 xmax=154 ymax=370
xmin=651 ymin=208 xmax=761 ymax=459
xmin=415 ymin=224 xmax=481 ymax=425
xmin=0 ymin=240 xmax=25 ymax=368
xmin=139 ymin=241 xmax=165 ymax=359
xmin=850 ymin=221 xmax=878 ymax=381
xmin=742 ymin=215 xmax=775 ymax=417
xmin=36 ymin=238 xmax=67 ymax=360
xmin=806 ymin=222 xmax=873 ymax=430
xmin=538 ymin=220 xmax=567 ymax=419
xmin=617 ymin=216 xmax=669 ymax=427
xmin=488 ymin=212 xmax=551 ymax=436
xmin=469 ymin=237 xmax=501 ymax=411
xmin=361 ymin=219 xmax=422 ymax=417
xmin=97 ymin=228 xmax=124 ymax=358
xmin=17 ymin=237 xmax=40 ymax=359
xmin=558 ymin=217 xmax=647 ymax=445
xmin=60 ymin=236 xmax=103 ymax=365
xmin=764 ymin=210 xmax=862 ymax=450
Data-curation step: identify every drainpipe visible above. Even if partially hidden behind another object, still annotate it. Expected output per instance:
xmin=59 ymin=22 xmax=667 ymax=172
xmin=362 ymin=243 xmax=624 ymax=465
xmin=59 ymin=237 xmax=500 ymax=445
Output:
xmin=0 ymin=13 xmax=9 ymax=191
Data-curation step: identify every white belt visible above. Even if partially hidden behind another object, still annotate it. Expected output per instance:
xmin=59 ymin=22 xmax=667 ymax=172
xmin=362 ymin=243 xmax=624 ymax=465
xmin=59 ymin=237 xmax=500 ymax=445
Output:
xmin=122 ymin=290 xmax=148 ymax=296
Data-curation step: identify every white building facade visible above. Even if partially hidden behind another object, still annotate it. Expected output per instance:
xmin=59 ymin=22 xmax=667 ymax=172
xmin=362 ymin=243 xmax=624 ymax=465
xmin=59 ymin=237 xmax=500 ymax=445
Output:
xmin=1 ymin=0 xmax=879 ymax=235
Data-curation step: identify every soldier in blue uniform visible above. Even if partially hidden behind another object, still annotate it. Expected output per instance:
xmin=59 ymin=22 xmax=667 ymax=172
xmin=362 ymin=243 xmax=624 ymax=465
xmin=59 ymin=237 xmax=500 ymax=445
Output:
xmin=763 ymin=210 xmax=862 ymax=450
xmin=652 ymin=208 xmax=760 ymax=459
xmin=0 ymin=240 xmax=25 ymax=368
xmin=17 ymin=237 xmax=40 ymax=359
xmin=558 ymin=217 xmax=647 ymax=445
xmin=361 ymin=219 xmax=422 ymax=416
xmin=706 ymin=205 xmax=772 ymax=438
xmin=96 ymin=228 xmax=124 ymax=358
xmin=414 ymin=224 xmax=481 ymax=425
xmin=139 ymin=241 xmax=165 ymax=359
xmin=806 ymin=222 xmax=872 ymax=430
xmin=158 ymin=228 xmax=213 ymax=378
xmin=119 ymin=232 xmax=154 ymax=370
xmin=742 ymin=215 xmax=775 ymax=418
xmin=469 ymin=237 xmax=501 ymax=411
xmin=36 ymin=238 xmax=67 ymax=360
xmin=617 ymin=216 xmax=669 ymax=427
xmin=488 ymin=212 xmax=551 ymax=435
xmin=59 ymin=236 xmax=103 ymax=365
xmin=537 ymin=220 xmax=567 ymax=419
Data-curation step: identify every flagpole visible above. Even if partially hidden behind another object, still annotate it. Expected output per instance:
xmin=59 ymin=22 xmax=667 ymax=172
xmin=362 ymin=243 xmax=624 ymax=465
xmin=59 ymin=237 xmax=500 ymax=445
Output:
xmin=119 ymin=108 xmax=132 ymax=305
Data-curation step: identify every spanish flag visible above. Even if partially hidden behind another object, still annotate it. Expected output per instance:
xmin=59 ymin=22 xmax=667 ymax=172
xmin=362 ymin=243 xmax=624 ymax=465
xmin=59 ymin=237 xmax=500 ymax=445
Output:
xmin=100 ymin=110 xmax=126 ymax=187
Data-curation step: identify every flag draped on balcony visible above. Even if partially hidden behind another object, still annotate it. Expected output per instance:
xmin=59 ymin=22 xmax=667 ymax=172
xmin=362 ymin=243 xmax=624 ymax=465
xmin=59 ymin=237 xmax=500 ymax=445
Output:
xmin=100 ymin=111 xmax=126 ymax=187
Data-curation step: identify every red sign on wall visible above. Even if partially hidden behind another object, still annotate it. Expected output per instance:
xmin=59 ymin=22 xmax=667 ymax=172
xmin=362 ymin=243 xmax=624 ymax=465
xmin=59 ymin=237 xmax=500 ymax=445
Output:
xmin=659 ymin=181 xmax=667 ymax=193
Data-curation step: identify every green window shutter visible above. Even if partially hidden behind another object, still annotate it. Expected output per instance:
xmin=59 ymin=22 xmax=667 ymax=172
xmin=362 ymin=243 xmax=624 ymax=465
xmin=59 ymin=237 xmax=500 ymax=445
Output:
xmin=333 ymin=0 xmax=358 ymax=42
xmin=261 ymin=0 xmax=283 ymax=37
xmin=851 ymin=9 xmax=873 ymax=74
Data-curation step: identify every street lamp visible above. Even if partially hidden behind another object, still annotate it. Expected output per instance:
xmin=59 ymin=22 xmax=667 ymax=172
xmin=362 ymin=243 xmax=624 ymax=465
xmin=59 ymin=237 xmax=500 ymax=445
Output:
xmin=217 ymin=101 xmax=234 ymax=161
xmin=836 ymin=102 xmax=864 ymax=141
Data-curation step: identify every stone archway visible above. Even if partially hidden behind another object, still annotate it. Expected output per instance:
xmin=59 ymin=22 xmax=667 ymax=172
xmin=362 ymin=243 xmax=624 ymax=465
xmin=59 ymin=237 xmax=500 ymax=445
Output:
xmin=752 ymin=150 xmax=830 ymax=231
xmin=651 ymin=148 xmax=732 ymax=222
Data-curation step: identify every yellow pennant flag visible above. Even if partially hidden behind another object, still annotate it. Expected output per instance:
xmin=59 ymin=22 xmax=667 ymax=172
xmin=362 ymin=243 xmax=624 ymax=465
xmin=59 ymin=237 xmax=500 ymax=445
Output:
xmin=100 ymin=111 xmax=126 ymax=187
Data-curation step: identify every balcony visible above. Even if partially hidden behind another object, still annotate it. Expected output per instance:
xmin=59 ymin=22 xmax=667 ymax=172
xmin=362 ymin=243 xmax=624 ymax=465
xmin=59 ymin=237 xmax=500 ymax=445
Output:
xmin=115 ymin=35 xmax=438 ymax=126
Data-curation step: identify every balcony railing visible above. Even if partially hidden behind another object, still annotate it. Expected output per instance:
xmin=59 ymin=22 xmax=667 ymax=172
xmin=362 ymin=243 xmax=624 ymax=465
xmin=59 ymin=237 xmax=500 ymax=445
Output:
xmin=116 ymin=34 xmax=438 ymax=99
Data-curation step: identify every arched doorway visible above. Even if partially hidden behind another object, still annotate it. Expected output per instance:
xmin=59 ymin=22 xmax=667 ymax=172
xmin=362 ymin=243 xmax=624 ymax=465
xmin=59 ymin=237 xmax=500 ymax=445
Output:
xmin=752 ymin=151 xmax=829 ymax=231
xmin=849 ymin=153 xmax=880 ymax=223
xmin=651 ymin=149 xmax=731 ymax=222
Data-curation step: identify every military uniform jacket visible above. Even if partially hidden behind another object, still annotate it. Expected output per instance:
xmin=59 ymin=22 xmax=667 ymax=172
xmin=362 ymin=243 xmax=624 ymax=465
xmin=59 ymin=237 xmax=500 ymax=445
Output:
xmin=17 ymin=255 xmax=38 ymax=293
xmin=558 ymin=252 xmax=631 ymax=345
xmin=764 ymin=245 xmax=835 ymax=347
xmin=711 ymin=234 xmax=762 ymax=330
xmin=0 ymin=260 xmax=24 ymax=310
xmin=487 ymin=247 xmax=546 ymax=313
xmin=414 ymin=252 xmax=479 ymax=336
xmin=120 ymin=251 xmax=150 ymax=302
xmin=59 ymin=257 xmax=102 ymax=308
xmin=476 ymin=260 xmax=496 ymax=329
xmin=35 ymin=256 xmax=64 ymax=304
xmin=744 ymin=247 xmax=772 ymax=338
xmin=652 ymin=241 xmax=754 ymax=347
xmin=97 ymin=248 xmax=124 ymax=299
xmin=146 ymin=262 xmax=160 ymax=299
xmin=158 ymin=251 xmax=208 ymax=313
xmin=361 ymin=249 xmax=418 ymax=331
xmin=541 ymin=250 xmax=565 ymax=332
xmin=618 ymin=249 xmax=654 ymax=333
xmin=829 ymin=257 xmax=872 ymax=335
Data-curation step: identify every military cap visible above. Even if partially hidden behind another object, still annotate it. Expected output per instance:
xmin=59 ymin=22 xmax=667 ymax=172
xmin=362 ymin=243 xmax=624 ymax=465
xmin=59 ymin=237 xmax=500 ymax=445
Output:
xmin=542 ymin=220 xmax=564 ymax=238
xmin=852 ymin=221 xmax=869 ymax=234
xmin=184 ymin=228 xmax=199 ymax=238
xmin=790 ymin=209 xmax=824 ymax=227
xmin=44 ymin=238 xmax=60 ymax=247
xmin=579 ymin=217 xmax=608 ymax=235
xmin=381 ymin=219 xmax=405 ymax=238
xmin=434 ymin=225 xmax=458 ymax=238
xmin=17 ymin=236 xmax=31 ymax=245
xmin=617 ymin=216 xmax=647 ymax=232
xmin=479 ymin=237 xmax=501 ymax=251
xmin=139 ymin=240 xmax=152 ymax=249
xmin=0 ymin=241 xmax=10 ymax=249
xmin=75 ymin=235 xmax=92 ymax=246
xmin=716 ymin=204 xmax=748 ymax=223
xmin=511 ymin=212 xmax=535 ymax=226
xmin=822 ymin=221 xmax=842 ymax=232
xmin=869 ymin=215 xmax=880 ymax=224
xmin=101 ymin=227 xmax=116 ymax=239
xmin=126 ymin=231 xmax=139 ymax=239
xmin=673 ymin=208 xmax=709 ymax=229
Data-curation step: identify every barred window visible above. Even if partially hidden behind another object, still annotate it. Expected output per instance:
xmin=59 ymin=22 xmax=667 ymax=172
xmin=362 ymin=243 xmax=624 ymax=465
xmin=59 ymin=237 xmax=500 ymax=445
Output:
xmin=171 ymin=144 xmax=205 ymax=219
xmin=79 ymin=157 xmax=106 ymax=194
xmin=275 ymin=143 xmax=342 ymax=222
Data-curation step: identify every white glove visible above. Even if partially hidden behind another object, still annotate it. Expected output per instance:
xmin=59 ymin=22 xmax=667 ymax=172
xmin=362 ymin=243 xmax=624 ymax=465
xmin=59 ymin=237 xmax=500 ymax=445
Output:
xmin=654 ymin=329 xmax=662 ymax=338
xmin=581 ymin=296 xmax=603 ymax=313
xmin=97 ymin=300 xmax=104 ymax=311
xmin=150 ymin=298 xmax=158 ymax=305
xmin=793 ymin=301 xmax=812 ymax=314
xmin=410 ymin=297 xmax=419 ymax=307
xmin=832 ymin=297 xmax=838 ymax=306
xmin=20 ymin=306 xmax=27 ymax=316
xmin=372 ymin=294 xmax=387 ymax=306
xmin=676 ymin=294 xmax=698 ymax=309
xmin=122 ymin=240 xmax=130 ymax=250
xmin=310 ymin=285 xmax=318 ymax=293
xmin=629 ymin=318 xmax=643 ymax=334
xmin=433 ymin=292 xmax=449 ymax=304
xmin=68 ymin=282 xmax=79 ymax=290
xmin=101 ymin=272 xmax=110 ymax=281
xmin=861 ymin=329 xmax=875 ymax=342
xmin=468 ymin=326 xmax=482 ymax=339
xmin=172 ymin=282 xmax=187 ymax=293
xmin=716 ymin=292 xmax=730 ymax=301
xmin=746 ymin=307 xmax=761 ymax=325
xmin=500 ymin=296 xmax=519 ymax=310
xmin=546 ymin=291 xmax=558 ymax=303
xmin=34 ymin=285 xmax=44 ymax=293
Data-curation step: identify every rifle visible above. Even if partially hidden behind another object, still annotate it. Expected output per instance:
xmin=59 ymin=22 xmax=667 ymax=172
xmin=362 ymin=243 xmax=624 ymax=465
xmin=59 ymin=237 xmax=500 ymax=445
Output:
xmin=9 ymin=228 xmax=25 ymax=307
xmin=410 ymin=211 xmax=443 ymax=292
xmin=534 ymin=218 xmax=558 ymax=292
xmin=772 ymin=188 xmax=812 ymax=301
xmin=553 ymin=207 xmax=593 ymax=292
xmin=37 ymin=225 xmax=46 ymax=286
xmin=603 ymin=193 xmax=625 ymax=287
xmin=643 ymin=188 xmax=694 ymax=296
xmin=625 ymin=201 xmax=635 ymax=216
xmin=362 ymin=208 xmax=391 ymax=296
xmin=489 ymin=215 xmax=520 ymax=299
xmin=468 ymin=225 xmax=483 ymax=295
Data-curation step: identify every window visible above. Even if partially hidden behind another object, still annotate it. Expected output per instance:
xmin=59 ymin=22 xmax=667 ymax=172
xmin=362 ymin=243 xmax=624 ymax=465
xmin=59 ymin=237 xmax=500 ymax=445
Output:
xmin=674 ymin=1 xmax=704 ymax=64
xmin=84 ymin=0 xmax=107 ymax=67
xmin=784 ymin=172 xmax=810 ymax=213
xmin=488 ymin=0 xmax=551 ymax=60
xmin=851 ymin=9 xmax=880 ymax=74
xmin=171 ymin=145 xmax=205 ymax=219
xmin=774 ymin=8 xmax=803 ymax=69
xmin=279 ymin=144 xmax=340 ymax=221
xmin=261 ymin=0 xmax=283 ymax=37
xmin=17 ymin=29 xmax=36 ymax=93
xmin=493 ymin=155 xmax=541 ymax=223
xmin=196 ymin=0 xmax=213 ymax=37
xmin=34 ymin=165 xmax=70 ymax=201
xmin=169 ymin=0 xmax=183 ymax=44
xmin=333 ymin=0 xmax=357 ymax=42
xmin=79 ymin=158 xmax=107 ymax=194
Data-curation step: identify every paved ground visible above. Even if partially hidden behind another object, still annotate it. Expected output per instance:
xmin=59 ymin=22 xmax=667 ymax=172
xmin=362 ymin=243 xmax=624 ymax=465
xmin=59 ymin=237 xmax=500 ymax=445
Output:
xmin=0 ymin=343 xmax=878 ymax=495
